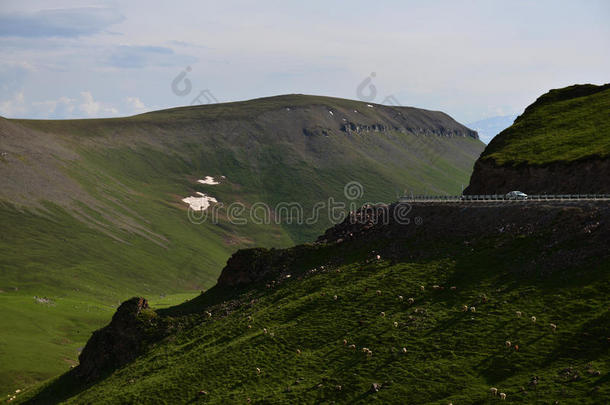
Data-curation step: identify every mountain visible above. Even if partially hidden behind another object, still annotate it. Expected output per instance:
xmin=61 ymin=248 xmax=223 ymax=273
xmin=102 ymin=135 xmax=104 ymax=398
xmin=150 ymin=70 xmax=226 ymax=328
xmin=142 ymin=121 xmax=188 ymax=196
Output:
xmin=467 ymin=115 xmax=517 ymax=144
xmin=18 ymin=201 xmax=610 ymax=404
xmin=0 ymin=94 xmax=484 ymax=390
xmin=465 ymin=84 xmax=610 ymax=194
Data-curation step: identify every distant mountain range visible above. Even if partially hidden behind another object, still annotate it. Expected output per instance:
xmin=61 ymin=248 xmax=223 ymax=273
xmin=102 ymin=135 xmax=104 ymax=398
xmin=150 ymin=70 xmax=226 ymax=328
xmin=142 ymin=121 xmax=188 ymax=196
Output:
xmin=467 ymin=115 xmax=517 ymax=144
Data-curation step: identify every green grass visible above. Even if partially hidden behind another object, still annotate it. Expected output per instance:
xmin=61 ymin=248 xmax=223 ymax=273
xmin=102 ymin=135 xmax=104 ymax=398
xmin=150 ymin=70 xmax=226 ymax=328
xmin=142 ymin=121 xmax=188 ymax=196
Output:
xmin=15 ymin=220 xmax=610 ymax=404
xmin=0 ymin=94 xmax=484 ymax=392
xmin=481 ymin=83 xmax=610 ymax=165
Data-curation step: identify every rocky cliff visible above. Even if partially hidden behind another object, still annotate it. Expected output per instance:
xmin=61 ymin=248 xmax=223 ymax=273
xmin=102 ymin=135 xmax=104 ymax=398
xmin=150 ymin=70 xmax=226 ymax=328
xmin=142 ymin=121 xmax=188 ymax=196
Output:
xmin=465 ymin=84 xmax=610 ymax=194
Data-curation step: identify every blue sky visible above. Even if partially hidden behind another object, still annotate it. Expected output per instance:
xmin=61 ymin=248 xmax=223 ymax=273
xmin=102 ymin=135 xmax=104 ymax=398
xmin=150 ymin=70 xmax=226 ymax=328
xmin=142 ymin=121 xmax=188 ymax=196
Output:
xmin=1 ymin=0 xmax=608 ymax=124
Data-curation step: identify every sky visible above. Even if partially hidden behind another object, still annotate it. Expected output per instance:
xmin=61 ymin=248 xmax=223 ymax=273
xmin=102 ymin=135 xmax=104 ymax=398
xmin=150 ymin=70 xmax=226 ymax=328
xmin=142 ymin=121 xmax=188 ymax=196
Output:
xmin=1 ymin=0 xmax=609 ymax=125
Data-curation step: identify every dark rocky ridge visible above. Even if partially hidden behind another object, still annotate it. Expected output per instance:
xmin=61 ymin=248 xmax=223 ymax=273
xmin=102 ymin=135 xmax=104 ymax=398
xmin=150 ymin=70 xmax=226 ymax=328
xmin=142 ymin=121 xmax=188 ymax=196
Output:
xmin=465 ymin=156 xmax=610 ymax=195
xmin=217 ymin=201 xmax=610 ymax=287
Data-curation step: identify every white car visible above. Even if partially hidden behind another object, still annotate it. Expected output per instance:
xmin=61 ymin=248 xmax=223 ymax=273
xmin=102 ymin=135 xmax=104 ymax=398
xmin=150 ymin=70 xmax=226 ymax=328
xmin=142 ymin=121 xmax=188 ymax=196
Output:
xmin=506 ymin=191 xmax=528 ymax=200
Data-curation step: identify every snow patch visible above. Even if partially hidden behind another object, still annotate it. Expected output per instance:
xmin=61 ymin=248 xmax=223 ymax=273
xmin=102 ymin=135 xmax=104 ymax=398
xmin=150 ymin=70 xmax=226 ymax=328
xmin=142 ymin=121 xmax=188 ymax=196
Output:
xmin=182 ymin=192 xmax=218 ymax=211
xmin=198 ymin=176 xmax=220 ymax=185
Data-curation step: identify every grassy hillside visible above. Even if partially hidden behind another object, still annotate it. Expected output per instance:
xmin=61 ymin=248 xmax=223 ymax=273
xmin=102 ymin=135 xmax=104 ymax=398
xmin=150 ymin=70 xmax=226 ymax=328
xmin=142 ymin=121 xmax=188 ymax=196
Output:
xmin=15 ymin=202 xmax=610 ymax=404
xmin=0 ymin=95 xmax=484 ymax=391
xmin=480 ymin=83 xmax=610 ymax=166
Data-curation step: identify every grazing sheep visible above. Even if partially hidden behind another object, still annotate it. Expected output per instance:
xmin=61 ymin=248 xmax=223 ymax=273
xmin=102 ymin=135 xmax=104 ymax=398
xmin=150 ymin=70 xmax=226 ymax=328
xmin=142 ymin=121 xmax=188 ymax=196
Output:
xmin=469 ymin=306 xmax=476 ymax=313
xmin=335 ymin=385 xmax=342 ymax=391
xmin=420 ymin=285 xmax=425 ymax=291
xmin=402 ymin=347 xmax=407 ymax=353
xmin=247 ymin=324 xmax=252 ymax=329
xmin=362 ymin=347 xmax=373 ymax=356
xmin=393 ymin=321 xmax=398 ymax=327
xmin=462 ymin=305 xmax=468 ymax=312
xmin=516 ymin=311 xmax=522 ymax=317
xmin=408 ymin=298 xmax=415 ymax=304
xmin=550 ymin=323 xmax=557 ymax=332
xmin=432 ymin=285 xmax=441 ymax=290
xmin=398 ymin=295 xmax=404 ymax=301
xmin=376 ymin=290 xmax=382 ymax=296
xmin=450 ymin=286 xmax=457 ymax=291
xmin=296 ymin=349 xmax=301 ymax=355
xmin=376 ymin=255 xmax=381 ymax=260
xmin=263 ymin=328 xmax=268 ymax=334
xmin=490 ymin=387 xmax=498 ymax=396
xmin=205 ymin=311 xmax=212 ymax=318
xmin=531 ymin=316 xmax=537 ymax=323
xmin=499 ymin=392 xmax=506 ymax=400
xmin=380 ymin=311 xmax=386 ymax=317
xmin=256 ymin=367 xmax=261 ymax=375
xmin=514 ymin=344 xmax=519 ymax=351
xmin=247 ymin=315 xmax=252 ymax=321
xmin=348 ymin=344 xmax=356 ymax=350
xmin=505 ymin=341 xmax=511 ymax=348
xmin=343 ymin=339 xmax=348 ymax=346
xmin=333 ymin=295 xmax=338 ymax=300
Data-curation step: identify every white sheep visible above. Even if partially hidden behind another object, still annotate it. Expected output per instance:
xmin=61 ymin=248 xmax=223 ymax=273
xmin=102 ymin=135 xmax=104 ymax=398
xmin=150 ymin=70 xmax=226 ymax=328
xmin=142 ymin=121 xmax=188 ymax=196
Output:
xmin=376 ymin=290 xmax=382 ymax=296
xmin=348 ymin=344 xmax=356 ymax=350
xmin=499 ymin=392 xmax=506 ymax=400
xmin=490 ymin=387 xmax=498 ymax=395
xmin=256 ymin=367 xmax=261 ymax=375
xmin=393 ymin=321 xmax=398 ymax=327
xmin=462 ymin=305 xmax=468 ymax=312
xmin=205 ymin=311 xmax=212 ymax=318
xmin=333 ymin=295 xmax=338 ymax=300
xmin=550 ymin=323 xmax=557 ymax=332
xmin=408 ymin=297 xmax=415 ymax=304
xmin=450 ymin=286 xmax=457 ymax=290
xmin=398 ymin=295 xmax=404 ymax=301
xmin=402 ymin=347 xmax=407 ymax=353
xmin=343 ymin=339 xmax=348 ymax=346
xmin=531 ymin=316 xmax=536 ymax=323
xmin=420 ymin=285 xmax=425 ymax=291
xmin=380 ymin=311 xmax=386 ymax=317
xmin=505 ymin=341 xmax=511 ymax=348
xmin=470 ymin=306 xmax=476 ymax=313
xmin=516 ymin=311 xmax=522 ymax=317
xmin=263 ymin=328 xmax=268 ymax=334
xmin=376 ymin=255 xmax=381 ymax=260
xmin=296 ymin=349 xmax=301 ymax=355
xmin=432 ymin=285 xmax=441 ymax=290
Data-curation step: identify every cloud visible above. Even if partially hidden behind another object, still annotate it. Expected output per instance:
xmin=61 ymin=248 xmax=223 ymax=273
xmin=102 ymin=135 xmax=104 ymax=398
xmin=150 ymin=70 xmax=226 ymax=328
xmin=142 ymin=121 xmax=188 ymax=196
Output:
xmin=104 ymin=45 xmax=197 ymax=68
xmin=0 ymin=7 xmax=124 ymax=38
xmin=125 ymin=96 xmax=148 ymax=114
xmin=79 ymin=91 xmax=117 ymax=116
xmin=0 ymin=92 xmax=26 ymax=117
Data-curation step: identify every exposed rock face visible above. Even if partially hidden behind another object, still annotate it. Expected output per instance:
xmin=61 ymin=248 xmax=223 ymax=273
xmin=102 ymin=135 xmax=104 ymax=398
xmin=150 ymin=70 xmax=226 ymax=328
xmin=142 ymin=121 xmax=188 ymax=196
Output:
xmin=217 ymin=248 xmax=292 ymax=287
xmin=464 ymin=157 xmax=610 ymax=195
xmin=76 ymin=297 xmax=151 ymax=382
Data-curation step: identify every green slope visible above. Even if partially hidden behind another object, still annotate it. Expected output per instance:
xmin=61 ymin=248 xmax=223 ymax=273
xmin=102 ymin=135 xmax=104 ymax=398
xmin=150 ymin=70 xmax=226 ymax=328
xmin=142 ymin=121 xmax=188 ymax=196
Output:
xmin=481 ymin=83 xmax=610 ymax=166
xmin=16 ymin=202 xmax=609 ymax=404
xmin=0 ymin=94 xmax=484 ymax=391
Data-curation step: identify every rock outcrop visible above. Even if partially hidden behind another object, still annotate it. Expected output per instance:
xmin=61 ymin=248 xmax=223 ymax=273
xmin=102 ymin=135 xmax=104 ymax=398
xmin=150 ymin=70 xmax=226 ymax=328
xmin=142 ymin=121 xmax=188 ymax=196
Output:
xmin=464 ymin=84 xmax=610 ymax=195
xmin=76 ymin=297 xmax=154 ymax=382
xmin=465 ymin=156 xmax=610 ymax=195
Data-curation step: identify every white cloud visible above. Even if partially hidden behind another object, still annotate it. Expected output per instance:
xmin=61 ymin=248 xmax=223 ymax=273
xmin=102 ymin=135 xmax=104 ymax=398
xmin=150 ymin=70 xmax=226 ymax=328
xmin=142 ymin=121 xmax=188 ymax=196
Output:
xmin=79 ymin=91 xmax=117 ymax=117
xmin=0 ymin=92 xmax=26 ymax=117
xmin=125 ymin=96 xmax=147 ymax=114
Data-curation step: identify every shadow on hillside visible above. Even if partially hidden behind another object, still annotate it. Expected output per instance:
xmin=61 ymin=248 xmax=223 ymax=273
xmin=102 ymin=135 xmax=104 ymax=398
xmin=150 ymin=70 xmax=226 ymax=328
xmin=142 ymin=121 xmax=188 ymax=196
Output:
xmin=22 ymin=369 xmax=112 ymax=405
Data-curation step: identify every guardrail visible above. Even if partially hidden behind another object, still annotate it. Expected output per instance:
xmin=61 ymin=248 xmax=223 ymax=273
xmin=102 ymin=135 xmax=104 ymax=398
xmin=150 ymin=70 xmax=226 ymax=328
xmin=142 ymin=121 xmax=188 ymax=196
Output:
xmin=399 ymin=194 xmax=610 ymax=202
